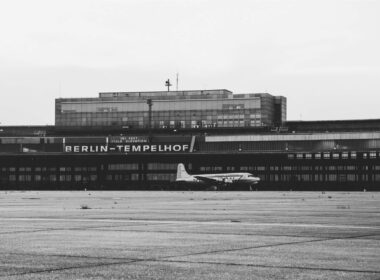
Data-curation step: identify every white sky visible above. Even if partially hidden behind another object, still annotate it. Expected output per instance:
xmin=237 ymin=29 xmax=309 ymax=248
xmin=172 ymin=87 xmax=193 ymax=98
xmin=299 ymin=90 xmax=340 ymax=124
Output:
xmin=0 ymin=0 xmax=379 ymax=125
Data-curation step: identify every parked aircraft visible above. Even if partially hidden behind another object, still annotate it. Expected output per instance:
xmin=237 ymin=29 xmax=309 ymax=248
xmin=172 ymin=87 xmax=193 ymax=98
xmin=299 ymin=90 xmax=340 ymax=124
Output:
xmin=176 ymin=163 xmax=260 ymax=190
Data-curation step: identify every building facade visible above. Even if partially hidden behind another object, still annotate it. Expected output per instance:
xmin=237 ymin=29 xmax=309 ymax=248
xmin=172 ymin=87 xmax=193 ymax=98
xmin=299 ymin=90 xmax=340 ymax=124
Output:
xmin=55 ymin=90 xmax=286 ymax=129
xmin=1 ymin=89 xmax=379 ymax=191
xmin=0 ymin=127 xmax=379 ymax=191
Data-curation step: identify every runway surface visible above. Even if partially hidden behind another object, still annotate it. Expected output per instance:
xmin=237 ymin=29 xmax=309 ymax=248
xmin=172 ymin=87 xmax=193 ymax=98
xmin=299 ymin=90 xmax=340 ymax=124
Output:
xmin=0 ymin=191 xmax=379 ymax=279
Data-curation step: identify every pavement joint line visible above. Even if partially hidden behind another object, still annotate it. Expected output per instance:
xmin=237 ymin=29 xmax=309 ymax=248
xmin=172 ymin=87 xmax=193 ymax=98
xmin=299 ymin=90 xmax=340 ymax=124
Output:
xmin=151 ymin=232 xmax=380 ymax=260
xmin=2 ymin=224 xmax=379 ymax=240
xmin=1 ymin=217 xmax=379 ymax=230
xmin=0 ymin=223 xmax=155 ymax=235
xmin=1 ymin=223 xmax=379 ymax=239
xmin=2 ymin=246 xmax=380 ymax=278
xmin=2 ymin=232 xmax=378 ymax=276
xmin=1 ymin=252 xmax=134 ymax=261
xmin=0 ymin=259 xmax=141 ymax=278
xmin=156 ymin=259 xmax=380 ymax=274
xmin=78 ymin=227 xmax=380 ymax=238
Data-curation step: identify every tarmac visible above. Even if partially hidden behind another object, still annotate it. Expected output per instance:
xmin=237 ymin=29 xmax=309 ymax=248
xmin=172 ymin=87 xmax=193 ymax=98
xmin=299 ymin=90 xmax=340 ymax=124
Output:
xmin=0 ymin=191 xmax=379 ymax=279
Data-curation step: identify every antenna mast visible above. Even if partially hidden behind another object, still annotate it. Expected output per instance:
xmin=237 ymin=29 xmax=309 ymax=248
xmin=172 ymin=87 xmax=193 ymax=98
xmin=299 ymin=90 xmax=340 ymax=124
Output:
xmin=176 ymin=73 xmax=179 ymax=91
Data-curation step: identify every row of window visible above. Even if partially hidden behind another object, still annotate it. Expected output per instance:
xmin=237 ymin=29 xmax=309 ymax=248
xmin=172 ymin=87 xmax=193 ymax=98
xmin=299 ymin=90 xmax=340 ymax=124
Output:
xmin=3 ymin=173 xmax=380 ymax=183
xmin=106 ymin=174 xmax=139 ymax=181
xmin=59 ymin=100 xmax=262 ymax=114
xmin=1 ymin=166 xmax=98 ymax=172
xmin=57 ymin=120 xmax=265 ymax=128
xmin=7 ymin=174 xmax=98 ymax=182
xmin=288 ymin=151 xmax=380 ymax=160
xmin=200 ymin=165 xmax=380 ymax=172
xmin=266 ymin=174 xmax=364 ymax=182
xmin=267 ymin=174 xmax=380 ymax=182
xmin=108 ymin=164 xmax=139 ymax=170
xmin=2 ymin=164 xmax=380 ymax=174
xmin=147 ymin=163 xmax=178 ymax=170
xmin=58 ymin=111 xmax=263 ymax=119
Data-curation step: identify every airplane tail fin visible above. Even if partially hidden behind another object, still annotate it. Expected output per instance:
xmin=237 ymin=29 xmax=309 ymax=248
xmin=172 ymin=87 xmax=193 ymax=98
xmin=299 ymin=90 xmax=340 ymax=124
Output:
xmin=176 ymin=163 xmax=191 ymax=181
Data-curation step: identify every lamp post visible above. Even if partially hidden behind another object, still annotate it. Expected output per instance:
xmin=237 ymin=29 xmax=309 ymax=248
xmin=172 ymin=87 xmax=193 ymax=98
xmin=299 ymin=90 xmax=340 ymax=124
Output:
xmin=165 ymin=79 xmax=172 ymax=91
xmin=147 ymin=99 xmax=153 ymax=141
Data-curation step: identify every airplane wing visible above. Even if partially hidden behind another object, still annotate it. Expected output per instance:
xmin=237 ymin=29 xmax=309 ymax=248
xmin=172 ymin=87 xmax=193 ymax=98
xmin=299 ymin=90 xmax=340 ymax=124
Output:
xmin=194 ymin=175 xmax=224 ymax=185
xmin=194 ymin=175 xmax=244 ymax=185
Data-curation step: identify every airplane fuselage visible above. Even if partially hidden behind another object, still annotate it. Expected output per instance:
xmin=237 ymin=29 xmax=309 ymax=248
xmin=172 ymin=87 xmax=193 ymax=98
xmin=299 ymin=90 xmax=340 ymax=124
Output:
xmin=175 ymin=163 xmax=260 ymax=190
xmin=176 ymin=172 xmax=259 ymax=185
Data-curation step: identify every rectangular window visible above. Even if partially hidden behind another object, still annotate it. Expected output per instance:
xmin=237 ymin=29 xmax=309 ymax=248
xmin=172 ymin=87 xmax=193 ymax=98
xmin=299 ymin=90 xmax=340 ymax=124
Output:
xmin=347 ymin=174 xmax=357 ymax=181
xmin=328 ymin=174 xmax=337 ymax=181
xmin=18 ymin=175 xmax=32 ymax=182
xmin=108 ymin=163 xmax=139 ymax=170
xmin=147 ymin=163 xmax=177 ymax=170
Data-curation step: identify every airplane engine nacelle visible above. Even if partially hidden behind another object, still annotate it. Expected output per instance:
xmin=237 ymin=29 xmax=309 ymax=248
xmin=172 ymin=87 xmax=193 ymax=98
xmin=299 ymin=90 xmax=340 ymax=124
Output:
xmin=223 ymin=178 xmax=233 ymax=184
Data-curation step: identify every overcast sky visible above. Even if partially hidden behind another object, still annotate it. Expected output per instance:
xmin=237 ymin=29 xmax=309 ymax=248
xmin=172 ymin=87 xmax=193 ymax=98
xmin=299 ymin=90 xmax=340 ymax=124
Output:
xmin=0 ymin=0 xmax=379 ymax=125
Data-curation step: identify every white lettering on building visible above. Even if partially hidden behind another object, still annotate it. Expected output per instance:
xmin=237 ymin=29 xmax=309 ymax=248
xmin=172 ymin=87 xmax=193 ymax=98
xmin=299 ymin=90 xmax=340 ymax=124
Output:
xmin=132 ymin=146 xmax=141 ymax=152
xmin=64 ymin=144 xmax=189 ymax=153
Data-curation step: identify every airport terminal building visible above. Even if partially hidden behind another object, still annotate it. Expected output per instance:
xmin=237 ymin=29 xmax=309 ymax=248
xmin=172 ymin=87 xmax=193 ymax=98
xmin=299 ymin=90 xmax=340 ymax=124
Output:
xmin=1 ymin=89 xmax=380 ymax=191
xmin=55 ymin=90 xmax=286 ymax=128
